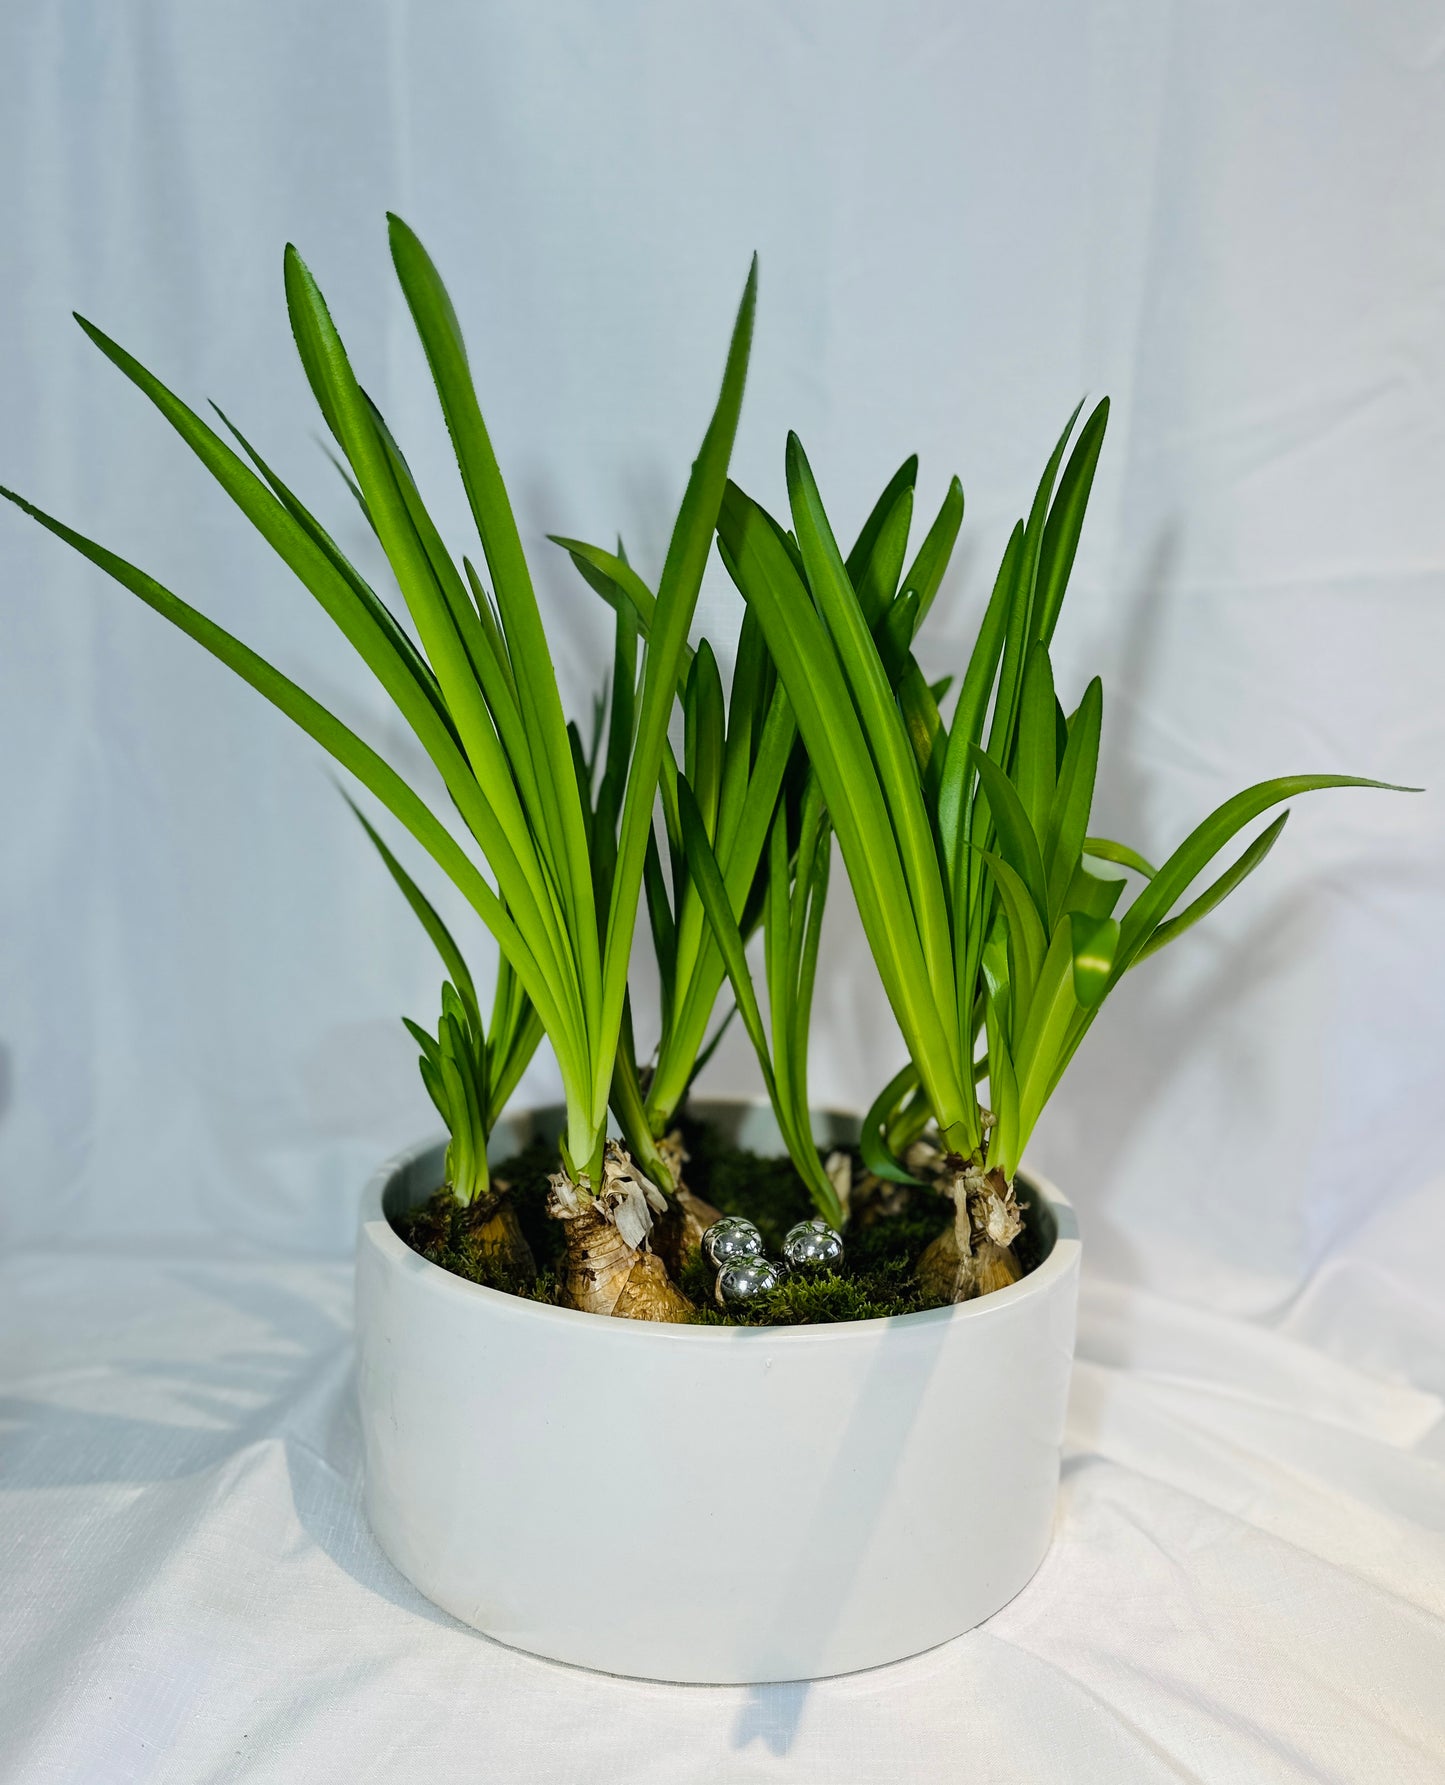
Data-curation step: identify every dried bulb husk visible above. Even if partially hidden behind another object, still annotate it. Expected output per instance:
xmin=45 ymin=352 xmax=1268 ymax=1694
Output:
xmin=824 ymin=1149 xmax=853 ymax=1223
xmin=649 ymin=1128 xmax=725 ymax=1277
xmin=459 ymin=1180 xmax=536 ymax=1286
xmin=546 ymin=1141 xmax=694 ymax=1322
xmin=917 ymin=1159 xmax=1026 ymax=1303
xmin=850 ymin=1169 xmax=910 ymax=1228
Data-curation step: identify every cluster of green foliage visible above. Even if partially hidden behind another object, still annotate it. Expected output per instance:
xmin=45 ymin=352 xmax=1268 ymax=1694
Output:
xmin=2 ymin=223 xmax=1403 ymax=1233
xmin=718 ymin=417 xmax=1398 ymax=1187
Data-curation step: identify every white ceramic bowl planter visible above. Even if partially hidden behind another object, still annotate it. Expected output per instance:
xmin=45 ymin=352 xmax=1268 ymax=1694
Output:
xmin=355 ymin=1099 xmax=1080 ymax=1684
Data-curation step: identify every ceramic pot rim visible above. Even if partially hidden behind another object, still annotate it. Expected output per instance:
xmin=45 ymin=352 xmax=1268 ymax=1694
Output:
xmin=359 ymin=1101 xmax=1080 ymax=1347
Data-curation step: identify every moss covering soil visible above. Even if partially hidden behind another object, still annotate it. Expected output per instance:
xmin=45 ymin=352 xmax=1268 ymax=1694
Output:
xmin=392 ymin=1111 xmax=1044 ymax=1326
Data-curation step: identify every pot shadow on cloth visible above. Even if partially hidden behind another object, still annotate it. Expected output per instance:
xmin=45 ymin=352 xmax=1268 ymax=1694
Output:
xmin=0 ymin=1256 xmax=478 ymax=1630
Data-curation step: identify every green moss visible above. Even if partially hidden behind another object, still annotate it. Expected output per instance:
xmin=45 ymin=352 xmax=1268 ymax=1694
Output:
xmin=392 ymin=1114 xmax=981 ymax=1326
xmin=392 ymin=1135 xmax=567 ymax=1301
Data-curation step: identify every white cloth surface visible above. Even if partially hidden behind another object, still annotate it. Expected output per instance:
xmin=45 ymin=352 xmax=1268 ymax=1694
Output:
xmin=3 ymin=1214 xmax=1443 ymax=1785
xmin=3 ymin=2 xmax=1445 ymax=1779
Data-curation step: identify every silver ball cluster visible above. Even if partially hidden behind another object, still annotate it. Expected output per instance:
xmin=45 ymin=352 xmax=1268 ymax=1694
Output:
xmin=702 ymin=1215 xmax=844 ymax=1308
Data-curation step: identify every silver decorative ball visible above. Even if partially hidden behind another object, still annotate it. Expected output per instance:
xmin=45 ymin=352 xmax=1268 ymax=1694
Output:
xmin=702 ymin=1215 xmax=764 ymax=1269
xmin=715 ymin=1255 xmax=781 ymax=1305
xmin=783 ymin=1218 xmax=845 ymax=1272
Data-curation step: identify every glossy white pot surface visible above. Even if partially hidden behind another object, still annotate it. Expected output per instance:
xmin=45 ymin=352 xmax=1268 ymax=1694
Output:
xmin=355 ymin=1100 xmax=1080 ymax=1684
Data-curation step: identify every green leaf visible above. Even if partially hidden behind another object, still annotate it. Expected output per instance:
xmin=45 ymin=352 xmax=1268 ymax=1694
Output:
xmin=684 ymin=639 xmax=726 ymax=840
xmin=344 ymin=792 xmax=480 ymax=1028
xmin=283 ymin=246 xmax=582 ymax=1004
xmin=717 ymin=485 xmax=965 ymax=1132
xmin=210 ymin=402 xmax=448 ymax=736
xmin=415 ymin=1050 xmax=449 ymax=1125
xmin=383 ymin=216 xmax=601 ymax=1037
xmin=1014 ymin=643 xmax=1057 ymax=837
xmin=1069 ymin=911 xmax=1119 ymax=1008
xmin=967 ymin=745 xmax=1048 ymax=919
xmin=902 ymin=476 xmax=964 ymax=624
xmin=975 ymin=848 xmax=1047 ymax=1023
xmin=643 ymin=829 xmax=677 ymax=1020
xmin=983 ymin=1003 xmax=1020 ymax=1174
xmin=597 ymin=258 xmax=758 ymax=1128
xmin=1115 ymin=774 xmax=1411 ymax=983
xmin=71 ymin=315 xmax=482 ymax=820
xmin=859 ymin=1063 xmax=927 ymax=1185
xmin=0 ymin=487 xmax=583 ymax=1075
xmin=1132 ymin=812 xmax=1288 ymax=964
xmin=1084 ymin=836 xmax=1157 ymax=879
xmin=983 ymin=403 xmax=1082 ymax=773
xmin=684 ymin=1002 xmax=736 ymax=1096
xmin=597 ymin=600 xmax=639 ymax=849
xmin=1061 ymin=862 xmax=1126 ymax=922
xmin=676 ymin=774 xmax=777 ymax=1104
xmin=785 ymin=434 xmax=957 ymax=1025
xmin=876 ymin=590 xmax=920 ymax=687
xmin=936 ymin=520 xmax=1022 ymax=872
xmin=548 ymin=534 xmax=657 ymax=631
xmin=1044 ymin=678 xmax=1103 ymax=921
xmin=853 ymin=482 xmax=913 ymax=625
xmin=897 ymin=658 xmax=944 ymax=791
xmin=1009 ymin=922 xmax=1081 ymax=1150
xmin=845 ymin=455 xmax=917 ymax=612
xmin=1034 ymin=397 xmax=1109 ymax=647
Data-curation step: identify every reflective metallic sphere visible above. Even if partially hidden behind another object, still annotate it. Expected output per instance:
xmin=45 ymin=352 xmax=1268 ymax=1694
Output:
xmin=702 ymin=1215 xmax=764 ymax=1269
xmin=782 ymin=1218 xmax=845 ymax=1272
xmin=715 ymin=1255 xmax=781 ymax=1305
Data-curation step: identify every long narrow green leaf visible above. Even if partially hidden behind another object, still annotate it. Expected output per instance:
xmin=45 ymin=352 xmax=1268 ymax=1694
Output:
xmin=549 ymin=535 xmax=656 ymax=629
xmin=1010 ymin=922 xmax=1080 ymax=1145
xmin=345 ymin=793 xmax=480 ymax=1027
xmin=596 ymin=260 xmax=758 ymax=1131
xmin=1132 ymin=813 xmax=1288 ymax=964
xmin=859 ymin=1062 xmax=927 ymax=1186
xmin=852 ymin=483 xmax=913 ymax=625
xmin=384 ymin=217 xmax=602 ymax=1066
xmin=0 ymin=487 xmax=584 ymax=1075
xmin=936 ymin=521 xmax=1023 ymax=871
xmin=1084 ymin=836 xmax=1157 ymax=879
xmin=1034 ymin=397 xmax=1109 ymax=647
xmin=984 ymin=403 xmax=1083 ymax=774
xmin=676 ymin=776 xmax=777 ymax=1101
xmin=785 ymin=435 xmax=957 ymax=1027
xmin=903 ymin=476 xmax=964 ymax=624
xmin=282 ymin=249 xmax=582 ymax=1009
xmin=718 ymin=485 xmax=971 ymax=1140
xmin=845 ymin=456 xmax=916 ymax=597
xmin=968 ymin=746 xmax=1048 ymax=919
xmin=1044 ymin=679 xmax=1103 ymax=921
xmin=976 ymin=849 xmax=1047 ymax=1025
xmin=70 ymin=318 xmax=508 ymax=865
xmin=643 ymin=826 xmax=677 ymax=1015
xmin=1114 ymin=775 xmax=1410 ymax=982
xmin=211 ymin=403 xmax=448 ymax=736
xmin=897 ymin=658 xmax=944 ymax=792
xmin=684 ymin=640 xmax=726 ymax=840
xmin=1014 ymin=643 xmax=1058 ymax=838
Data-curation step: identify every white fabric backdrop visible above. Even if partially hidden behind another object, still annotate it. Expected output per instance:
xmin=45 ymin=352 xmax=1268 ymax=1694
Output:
xmin=1 ymin=3 xmax=1443 ymax=1780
